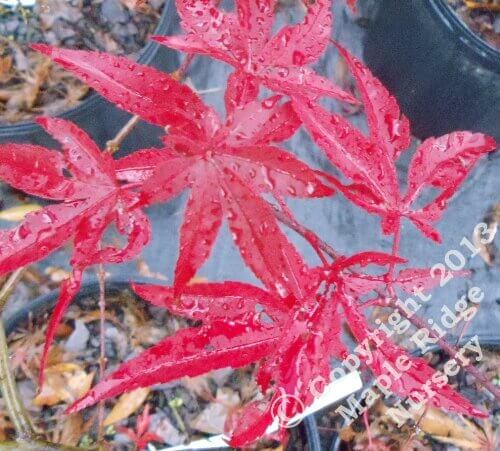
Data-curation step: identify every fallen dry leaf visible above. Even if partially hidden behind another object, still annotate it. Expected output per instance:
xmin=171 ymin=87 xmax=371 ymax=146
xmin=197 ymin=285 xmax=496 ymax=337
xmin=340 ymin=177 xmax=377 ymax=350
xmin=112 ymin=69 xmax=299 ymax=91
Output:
xmin=0 ymin=56 xmax=12 ymax=83
xmin=58 ymin=413 xmax=85 ymax=446
xmin=473 ymin=203 xmax=499 ymax=265
xmin=45 ymin=266 xmax=71 ymax=283
xmin=182 ymin=375 xmax=213 ymax=401
xmin=189 ymin=388 xmax=240 ymax=435
xmin=137 ymin=260 xmax=168 ymax=281
xmin=121 ymin=0 xmax=149 ymax=11
xmin=104 ymin=387 xmax=151 ymax=426
xmin=416 ymin=407 xmax=485 ymax=448
xmin=33 ymin=363 xmax=94 ymax=407
xmin=0 ymin=204 xmax=42 ymax=222
xmin=188 ymin=276 xmax=208 ymax=285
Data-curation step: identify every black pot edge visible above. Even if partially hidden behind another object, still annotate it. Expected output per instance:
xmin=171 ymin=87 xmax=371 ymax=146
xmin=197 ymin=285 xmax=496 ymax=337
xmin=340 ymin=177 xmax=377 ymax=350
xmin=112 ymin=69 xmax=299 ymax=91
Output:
xmin=0 ymin=0 xmax=177 ymax=137
xmin=3 ymin=276 xmax=156 ymax=334
xmin=427 ymin=0 xmax=500 ymax=70
xmin=2 ymin=276 xmax=322 ymax=451
xmin=329 ymin=335 xmax=500 ymax=451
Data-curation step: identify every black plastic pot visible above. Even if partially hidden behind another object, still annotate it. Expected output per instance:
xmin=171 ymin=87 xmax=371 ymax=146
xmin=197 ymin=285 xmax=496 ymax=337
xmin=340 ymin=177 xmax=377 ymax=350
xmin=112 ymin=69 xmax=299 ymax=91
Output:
xmin=328 ymin=336 xmax=500 ymax=450
xmin=3 ymin=278 xmax=321 ymax=451
xmin=362 ymin=0 xmax=500 ymax=140
xmin=0 ymin=2 xmax=180 ymax=154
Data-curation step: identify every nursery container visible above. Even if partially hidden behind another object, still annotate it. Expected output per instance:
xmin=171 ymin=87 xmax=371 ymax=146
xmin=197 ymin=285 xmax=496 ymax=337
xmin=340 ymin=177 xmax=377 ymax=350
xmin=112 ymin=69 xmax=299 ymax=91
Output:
xmin=0 ymin=1 xmax=179 ymax=153
xmin=3 ymin=278 xmax=322 ymax=451
xmin=329 ymin=336 xmax=500 ymax=450
xmin=362 ymin=0 xmax=500 ymax=140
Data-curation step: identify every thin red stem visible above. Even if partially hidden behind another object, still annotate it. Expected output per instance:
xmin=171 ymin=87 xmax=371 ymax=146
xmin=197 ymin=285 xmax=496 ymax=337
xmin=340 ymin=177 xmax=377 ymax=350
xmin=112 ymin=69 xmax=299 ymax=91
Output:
xmin=97 ymin=262 xmax=107 ymax=442
xmin=274 ymin=197 xmax=329 ymax=266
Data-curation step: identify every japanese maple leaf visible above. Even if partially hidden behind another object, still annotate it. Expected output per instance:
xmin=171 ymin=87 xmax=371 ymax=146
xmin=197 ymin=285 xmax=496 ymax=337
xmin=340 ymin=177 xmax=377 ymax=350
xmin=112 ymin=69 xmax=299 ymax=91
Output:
xmin=152 ymin=0 xmax=356 ymax=103
xmin=294 ymin=42 xmax=497 ymax=241
xmin=0 ymin=117 xmax=151 ymax=383
xmin=67 ymin=252 xmax=398 ymax=447
xmin=117 ymin=404 xmax=162 ymax=451
xmin=129 ymin=97 xmax=332 ymax=295
xmin=30 ymin=45 xmax=334 ymax=296
xmin=67 ymin=280 xmax=295 ymax=414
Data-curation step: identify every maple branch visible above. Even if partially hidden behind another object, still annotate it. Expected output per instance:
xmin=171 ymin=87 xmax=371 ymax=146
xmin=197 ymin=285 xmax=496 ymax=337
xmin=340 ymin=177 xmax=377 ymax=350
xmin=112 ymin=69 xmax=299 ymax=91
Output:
xmin=0 ymin=269 xmax=24 ymax=312
xmin=106 ymin=54 xmax=195 ymax=154
xmin=271 ymin=204 xmax=341 ymax=260
xmin=96 ymin=263 xmax=107 ymax=442
xmin=0 ymin=269 xmax=37 ymax=441
xmin=106 ymin=115 xmax=141 ymax=154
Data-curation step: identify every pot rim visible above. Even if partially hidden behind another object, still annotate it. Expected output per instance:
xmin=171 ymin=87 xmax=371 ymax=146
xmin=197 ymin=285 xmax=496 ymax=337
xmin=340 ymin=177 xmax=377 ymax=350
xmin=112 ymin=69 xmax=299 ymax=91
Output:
xmin=0 ymin=0 xmax=176 ymax=136
xmin=3 ymin=276 xmax=154 ymax=333
xmin=427 ymin=0 xmax=500 ymax=70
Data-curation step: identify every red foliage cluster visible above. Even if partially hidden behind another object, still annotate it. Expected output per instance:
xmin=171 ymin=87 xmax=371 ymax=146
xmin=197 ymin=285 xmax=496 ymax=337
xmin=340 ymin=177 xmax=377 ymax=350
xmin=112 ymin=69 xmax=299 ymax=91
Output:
xmin=0 ymin=0 xmax=496 ymax=447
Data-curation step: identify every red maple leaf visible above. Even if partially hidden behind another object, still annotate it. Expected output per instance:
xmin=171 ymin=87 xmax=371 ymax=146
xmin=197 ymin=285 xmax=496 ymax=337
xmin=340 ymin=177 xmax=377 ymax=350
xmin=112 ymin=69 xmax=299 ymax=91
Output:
xmin=66 ymin=253 xmax=397 ymax=444
xmin=30 ymin=45 xmax=335 ymax=296
xmin=0 ymin=117 xmax=150 ymax=384
xmin=153 ymin=0 xmax=356 ymax=103
xmin=152 ymin=0 xmax=356 ymax=103
xmin=117 ymin=404 xmax=163 ymax=451
xmin=65 ymin=251 xmax=486 ymax=446
xmin=294 ymin=42 xmax=497 ymax=241
xmin=14 ymin=4 xmax=495 ymax=447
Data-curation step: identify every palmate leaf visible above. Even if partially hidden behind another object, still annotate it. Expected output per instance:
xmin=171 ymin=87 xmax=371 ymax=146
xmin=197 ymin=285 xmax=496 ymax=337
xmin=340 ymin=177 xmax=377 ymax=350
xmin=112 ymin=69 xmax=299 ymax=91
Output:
xmin=296 ymin=42 xmax=497 ymax=239
xmin=66 ymin=251 xmax=486 ymax=446
xmin=153 ymin=0 xmax=356 ymax=102
xmin=33 ymin=43 xmax=333 ymax=295
xmin=0 ymin=117 xmax=151 ymax=384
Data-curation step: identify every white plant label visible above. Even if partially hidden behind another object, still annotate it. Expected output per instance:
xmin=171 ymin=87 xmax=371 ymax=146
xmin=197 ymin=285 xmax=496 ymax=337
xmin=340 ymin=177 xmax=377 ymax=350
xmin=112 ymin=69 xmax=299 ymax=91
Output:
xmin=152 ymin=371 xmax=363 ymax=451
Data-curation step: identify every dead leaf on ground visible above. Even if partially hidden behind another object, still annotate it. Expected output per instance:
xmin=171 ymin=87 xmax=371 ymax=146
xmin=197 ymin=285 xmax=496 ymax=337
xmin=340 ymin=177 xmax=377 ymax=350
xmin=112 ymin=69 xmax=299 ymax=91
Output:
xmin=45 ymin=266 xmax=71 ymax=283
xmin=121 ymin=0 xmax=149 ymax=11
xmin=189 ymin=388 xmax=240 ymax=435
xmin=149 ymin=413 xmax=186 ymax=446
xmin=473 ymin=203 xmax=499 ymax=265
xmin=57 ymin=413 xmax=86 ymax=446
xmin=182 ymin=375 xmax=213 ymax=401
xmin=0 ymin=414 xmax=12 ymax=442
xmin=104 ymin=387 xmax=151 ymax=426
xmin=188 ymin=276 xmax=208 ymax=285
xmin=137 ymin=260 xmax=168 ymax=281
xmin=0 ymin=204 xmax=42 ymax=222
xmin=0 ymin=56 xmax=12 ymax=82
xmin=33 ymin=363 xmax=94 ymax=407
xmin=416 ymin=406 xmax=486 ymax=449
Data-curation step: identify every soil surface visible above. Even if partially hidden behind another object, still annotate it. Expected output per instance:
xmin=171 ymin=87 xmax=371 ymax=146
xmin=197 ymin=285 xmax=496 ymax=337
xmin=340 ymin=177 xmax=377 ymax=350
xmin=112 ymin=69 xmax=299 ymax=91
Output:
xmin=447 ymin=0 xmax=500 ymax=49
xmin=0 ymin=0 xmax=165 ymax=124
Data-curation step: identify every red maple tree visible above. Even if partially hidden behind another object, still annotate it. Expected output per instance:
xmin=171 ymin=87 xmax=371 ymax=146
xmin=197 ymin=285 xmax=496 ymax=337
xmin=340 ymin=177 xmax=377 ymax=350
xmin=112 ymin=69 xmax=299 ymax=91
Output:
xmin=0 ymin=0 xmax=496 ymax=447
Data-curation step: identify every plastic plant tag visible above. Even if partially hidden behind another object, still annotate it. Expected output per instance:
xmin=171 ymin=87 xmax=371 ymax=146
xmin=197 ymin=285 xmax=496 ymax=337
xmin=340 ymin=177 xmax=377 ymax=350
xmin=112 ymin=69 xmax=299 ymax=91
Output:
xmin=0 ymin=0 xmax=35 ymax=6
xmin=152 ymin=371 xmax=363 ymax=451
